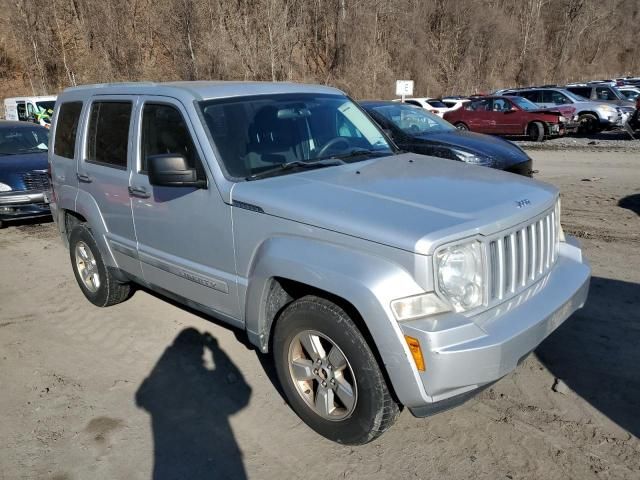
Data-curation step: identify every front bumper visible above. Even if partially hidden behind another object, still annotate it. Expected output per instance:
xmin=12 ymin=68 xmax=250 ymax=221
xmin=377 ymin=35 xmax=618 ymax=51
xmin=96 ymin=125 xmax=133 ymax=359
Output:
xmin=0 ymin=190 xmax=51 ymax=221
xmin=400 ymin=237 xmax=590 ymax=413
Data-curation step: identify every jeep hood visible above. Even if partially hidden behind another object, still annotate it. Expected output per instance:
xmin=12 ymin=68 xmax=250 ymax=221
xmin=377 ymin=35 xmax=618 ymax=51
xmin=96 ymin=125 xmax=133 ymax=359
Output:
xmin=231 ymin=153 xmax=558 ymax=255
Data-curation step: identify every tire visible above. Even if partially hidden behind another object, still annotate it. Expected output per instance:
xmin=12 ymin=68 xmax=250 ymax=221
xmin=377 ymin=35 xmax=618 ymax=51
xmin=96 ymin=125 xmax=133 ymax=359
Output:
xmin=578 ymin=113 xmax=598 ymax=135
xmin=68 ymin=225 xmax=131 ymax=307
xmin=273 ymin=295 xmax=400 ymax=445
xmin=527 ymin=121 xmax=545 ymax=142
xmin=455 ymin=122 xmax=469 ymax=131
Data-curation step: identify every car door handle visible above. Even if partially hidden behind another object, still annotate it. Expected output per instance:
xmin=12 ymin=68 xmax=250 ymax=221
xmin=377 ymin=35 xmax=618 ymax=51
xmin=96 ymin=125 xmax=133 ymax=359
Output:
xmin=128 ymin=186 xmax=150 ymax=199
xmin=76 ymin=173 xmax=92 ymax=183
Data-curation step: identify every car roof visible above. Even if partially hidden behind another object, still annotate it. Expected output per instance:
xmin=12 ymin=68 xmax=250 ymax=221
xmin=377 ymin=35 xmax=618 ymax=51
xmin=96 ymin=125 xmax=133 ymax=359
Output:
xmin=359 ymin=100 xmax=403 ymax=107
xmin=0 ymin=120 xmax=48 ymax=129
xmin=59 ymin=81 xmax=343 ymax=102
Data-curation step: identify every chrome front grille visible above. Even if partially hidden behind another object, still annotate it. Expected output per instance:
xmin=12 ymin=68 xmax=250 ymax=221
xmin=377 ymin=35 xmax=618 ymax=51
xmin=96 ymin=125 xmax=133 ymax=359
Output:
xmin=22 ymin=170 xmax=50 ymax=191
xmin=488 ymin=208 xmax=558 ymax=304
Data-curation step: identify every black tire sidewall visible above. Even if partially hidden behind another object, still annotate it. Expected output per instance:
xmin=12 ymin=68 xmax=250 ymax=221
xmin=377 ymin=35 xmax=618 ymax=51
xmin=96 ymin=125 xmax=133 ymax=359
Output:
xmin=69 ymin=225 xmax=110 ymax=307
xmin=529 ymin=121 xmax=544 ymax=141
xmin=579 ymin=114 xmax=597 ymax=134
xmin=455 ymin=122 xmax=469 ymax=131
xmin=273 ymin=296 xmax=392 ymax=445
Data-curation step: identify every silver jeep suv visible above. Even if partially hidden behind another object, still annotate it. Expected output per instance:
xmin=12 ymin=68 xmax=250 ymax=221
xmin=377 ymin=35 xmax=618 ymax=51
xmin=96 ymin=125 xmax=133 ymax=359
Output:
xmin=48 ymin=82 xmax=590 ymax=444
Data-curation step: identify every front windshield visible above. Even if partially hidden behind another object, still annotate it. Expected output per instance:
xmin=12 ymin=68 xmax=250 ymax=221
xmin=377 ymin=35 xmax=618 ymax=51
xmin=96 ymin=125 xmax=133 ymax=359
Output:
xmin=199 ymin=93 xmax=393 ymax=179
xmin=621 ymin=90 xmax=639 ymax=100
xmin=510 ymin=96 xmax=539 ymax=111
xmin=0 ymin=126 xmax=49 ymax=155
xmin=371 ymin=104 xmax=455 ymax=135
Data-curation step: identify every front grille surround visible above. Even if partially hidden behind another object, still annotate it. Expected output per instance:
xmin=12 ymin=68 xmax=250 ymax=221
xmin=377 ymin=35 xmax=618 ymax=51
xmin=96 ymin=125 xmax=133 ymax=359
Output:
xmin=22 ymin=170 xmax=50 ymax=191
xmin=432 ymin=202 xmax=561 ymax=315
xmin=486 ymin=207 xmax=559 ymax=307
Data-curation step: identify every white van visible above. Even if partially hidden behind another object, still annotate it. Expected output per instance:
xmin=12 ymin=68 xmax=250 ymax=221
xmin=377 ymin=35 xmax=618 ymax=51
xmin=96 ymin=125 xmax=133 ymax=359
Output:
xmin=4 ymin=96 xmax=57 ymax=126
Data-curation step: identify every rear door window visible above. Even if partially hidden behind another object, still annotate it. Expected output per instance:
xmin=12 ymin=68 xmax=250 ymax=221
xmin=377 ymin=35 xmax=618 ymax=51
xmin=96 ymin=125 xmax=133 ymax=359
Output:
xmin=53 ymin=101 xmax=83 ymax=159
xmin=567 ymin=87 xmax=591 ymax=99
xmin=86 ymin=101 xmax=132 ymax=169
xmin=521 ymin=91 xmax=540 ymax=103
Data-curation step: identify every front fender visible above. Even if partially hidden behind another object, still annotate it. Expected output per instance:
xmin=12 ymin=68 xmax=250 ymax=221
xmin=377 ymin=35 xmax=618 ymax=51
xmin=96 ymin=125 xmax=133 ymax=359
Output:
xmin=244 ymin=236 xmax=433 ymax=407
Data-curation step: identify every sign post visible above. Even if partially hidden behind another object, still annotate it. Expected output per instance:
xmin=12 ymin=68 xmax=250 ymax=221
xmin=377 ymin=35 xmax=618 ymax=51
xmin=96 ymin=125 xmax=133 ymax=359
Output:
xmin=395 ymin=80 xmax=414 ymax=103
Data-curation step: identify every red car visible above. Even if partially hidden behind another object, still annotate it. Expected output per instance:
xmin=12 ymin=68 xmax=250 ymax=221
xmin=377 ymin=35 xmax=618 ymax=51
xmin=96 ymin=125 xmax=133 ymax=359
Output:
xmin=443 ymin=96 xmax=576 ymax=141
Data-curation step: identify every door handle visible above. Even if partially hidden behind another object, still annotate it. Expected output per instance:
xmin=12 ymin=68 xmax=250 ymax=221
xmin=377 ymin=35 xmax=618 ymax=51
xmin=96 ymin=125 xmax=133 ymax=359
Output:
xmin=128 ymin=186 xmax=150 ymax=199
xmin=76 ymin=173 xmax=92 ymax=183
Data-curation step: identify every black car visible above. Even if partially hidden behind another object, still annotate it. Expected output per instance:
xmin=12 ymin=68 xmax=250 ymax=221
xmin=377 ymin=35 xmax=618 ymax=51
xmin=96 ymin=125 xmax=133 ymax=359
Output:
xmin=0 ymin=121 xmax=51 ymax=227
xmin=361 ymin=101 xmax=533 ymax=176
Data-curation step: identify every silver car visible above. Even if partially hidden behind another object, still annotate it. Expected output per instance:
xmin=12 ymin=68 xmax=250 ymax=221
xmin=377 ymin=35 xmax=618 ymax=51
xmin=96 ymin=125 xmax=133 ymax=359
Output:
xmin=48 ymin=82 xmax=590 ymax=445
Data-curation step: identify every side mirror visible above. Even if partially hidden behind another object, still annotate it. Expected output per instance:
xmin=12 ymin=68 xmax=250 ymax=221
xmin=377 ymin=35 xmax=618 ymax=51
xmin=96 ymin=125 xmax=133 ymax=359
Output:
xmin=147 ymin=154 xmax=206 ymax=188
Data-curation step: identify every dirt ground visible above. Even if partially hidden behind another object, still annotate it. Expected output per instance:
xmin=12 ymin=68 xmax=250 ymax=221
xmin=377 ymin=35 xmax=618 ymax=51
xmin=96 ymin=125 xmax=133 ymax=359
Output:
xmin=1 ymin=149 xmax=639 ymax=480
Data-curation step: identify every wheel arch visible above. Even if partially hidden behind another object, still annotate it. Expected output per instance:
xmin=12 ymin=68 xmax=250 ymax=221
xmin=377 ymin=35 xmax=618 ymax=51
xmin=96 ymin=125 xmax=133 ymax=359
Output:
xmin=243 ymin=236 xmax=433 ymax=407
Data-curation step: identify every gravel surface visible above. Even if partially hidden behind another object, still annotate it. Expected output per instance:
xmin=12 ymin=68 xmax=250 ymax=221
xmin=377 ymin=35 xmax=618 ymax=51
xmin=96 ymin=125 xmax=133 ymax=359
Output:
xmin=514 ymin=129 xmax=640 ymax=151
xmin=0 ymin=150 xmax=639 ymax=480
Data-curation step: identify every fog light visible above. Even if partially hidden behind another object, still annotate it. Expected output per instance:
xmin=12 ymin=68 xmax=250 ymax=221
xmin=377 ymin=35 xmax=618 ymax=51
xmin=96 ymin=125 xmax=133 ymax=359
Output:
xmin=405 ymin=336 xmax=426 ymax=371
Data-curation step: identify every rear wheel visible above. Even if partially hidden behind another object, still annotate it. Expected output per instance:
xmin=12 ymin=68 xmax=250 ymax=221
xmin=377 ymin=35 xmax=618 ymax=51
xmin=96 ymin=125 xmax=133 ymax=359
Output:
xmin=455 ymin=122 xmax=469 ymax=131
xmin=527 ymin=121 xmax=545 ymax=142
xmin=273 ymin=296 xmax=400 ymax=445
xmin=69 ymin=225 xmax=131 ymax=307
xmin=578 ymin=113 xmax=598 ymax=135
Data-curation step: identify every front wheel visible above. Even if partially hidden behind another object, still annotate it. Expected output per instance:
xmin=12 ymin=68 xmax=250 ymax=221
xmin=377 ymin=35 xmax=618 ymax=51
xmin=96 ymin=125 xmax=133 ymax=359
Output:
xmin=69 ymin=225 xmax=131 ymax=307
xmin=455 ymin=122 xmax=469 ymax=131
xmin=273 ymin=296 xmax=400 ymax=445
xmin=527 ymin=121 xmax=545 ymax=142
xmin=578 ymin=113 xmax=598 ymax=135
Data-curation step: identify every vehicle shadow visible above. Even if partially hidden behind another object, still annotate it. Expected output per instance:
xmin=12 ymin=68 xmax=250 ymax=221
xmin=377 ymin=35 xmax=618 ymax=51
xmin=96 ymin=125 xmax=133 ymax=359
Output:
xmin=536 ymin=276 xmax=640 ymax=437
xmin=618 ymin=194 xmax=640 ymax=216
xmin=135 ymin=327 xmax=251 ymax=480
xmin=1 ymin=215 xmax=52 ymax=229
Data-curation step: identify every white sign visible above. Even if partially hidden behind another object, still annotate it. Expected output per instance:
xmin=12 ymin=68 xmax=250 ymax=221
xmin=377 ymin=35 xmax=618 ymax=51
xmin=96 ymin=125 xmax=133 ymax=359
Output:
xmin=395 ymin=80 xmax=414 ymax=97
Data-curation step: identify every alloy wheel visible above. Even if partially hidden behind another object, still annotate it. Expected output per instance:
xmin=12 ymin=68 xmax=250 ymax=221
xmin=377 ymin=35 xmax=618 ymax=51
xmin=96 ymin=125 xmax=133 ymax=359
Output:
xmin=287 ymin=330 xmax=358 ymax=421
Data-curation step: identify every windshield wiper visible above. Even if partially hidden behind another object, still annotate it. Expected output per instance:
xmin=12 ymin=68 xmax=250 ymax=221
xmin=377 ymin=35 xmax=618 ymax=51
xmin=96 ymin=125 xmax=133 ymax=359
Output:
xmin=314 ymin=147 xmax=392 ymax=163
xmin=246 ymin=158 xmax=345 ymax=181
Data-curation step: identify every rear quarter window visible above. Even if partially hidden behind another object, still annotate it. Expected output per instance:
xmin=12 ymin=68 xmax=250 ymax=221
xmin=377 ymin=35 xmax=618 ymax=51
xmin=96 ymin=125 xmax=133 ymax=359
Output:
xmin=53 ymin=102 xmax=83 ymax=159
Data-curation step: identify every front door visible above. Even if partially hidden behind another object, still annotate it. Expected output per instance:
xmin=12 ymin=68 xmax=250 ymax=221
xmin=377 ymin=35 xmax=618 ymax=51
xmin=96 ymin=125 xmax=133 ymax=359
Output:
xmin=76 ymin=96 xmax=143 ymax=278
xmin=129 ymin=97 xmax=240 ymax=322
xmin=490 ymin=98 xmax=521 ymax=135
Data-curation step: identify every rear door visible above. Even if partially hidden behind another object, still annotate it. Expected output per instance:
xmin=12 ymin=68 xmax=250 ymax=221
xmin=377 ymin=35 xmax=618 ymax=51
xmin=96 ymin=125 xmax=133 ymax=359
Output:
xmin=16 ymin=101 xmax=28 ymax=121
xmin=76 ymin=96 xmax=143 ymax=278
xmin=129 ymin=96 xmax=240 ymax=322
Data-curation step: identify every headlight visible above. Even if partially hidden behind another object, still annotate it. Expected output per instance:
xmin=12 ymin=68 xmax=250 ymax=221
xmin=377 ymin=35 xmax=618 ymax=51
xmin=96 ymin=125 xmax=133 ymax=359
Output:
xmin=435 ymin=240 xmax=485 ymax=312
xmin=597 ymin=105 xmax=616 ymax=114
xmin=451 ymin=148 xmax=494 ymax=167
xmin=558 ymin=116 xmax=567 ymax=123
xmin=0 ymin=182 xmax=12 ymax=192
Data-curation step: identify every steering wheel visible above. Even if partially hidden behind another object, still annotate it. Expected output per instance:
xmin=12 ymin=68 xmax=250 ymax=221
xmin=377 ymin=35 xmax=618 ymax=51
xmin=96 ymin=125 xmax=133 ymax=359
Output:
xmin=316 ymin=137 xmax=350 ymax=158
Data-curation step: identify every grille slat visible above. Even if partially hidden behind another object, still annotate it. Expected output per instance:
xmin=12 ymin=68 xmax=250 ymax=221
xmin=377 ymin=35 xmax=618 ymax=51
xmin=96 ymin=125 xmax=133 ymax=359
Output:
xmin=488 ymin=209 xmax=558 ymax=306
xmin=22 ymin=170 xmax=50 ymax=191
